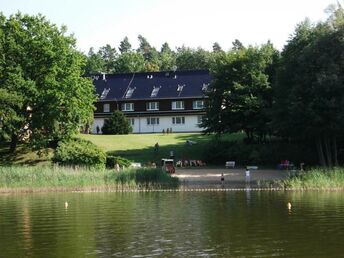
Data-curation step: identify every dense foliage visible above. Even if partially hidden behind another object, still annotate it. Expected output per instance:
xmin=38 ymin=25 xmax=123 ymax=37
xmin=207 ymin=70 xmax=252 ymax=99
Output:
xmin=106 ymin=155 xmax=132 ymax=168
xmin=0 ymin=13 xmax=95 ymax=152
xmin=52 ymin=138 xmax=106 ymax=168
xmin=101 ymin=111 xmax=132 ymax=135
xmin=202 ymin=139 xmax=317 ymax=166
xmin=203 ymin=43 xmax=278 ymax=143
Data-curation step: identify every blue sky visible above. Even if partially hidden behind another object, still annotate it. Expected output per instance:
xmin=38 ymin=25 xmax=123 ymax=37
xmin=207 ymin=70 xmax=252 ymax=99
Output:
xmin=1 ymin=0 xmax=336 ymax=53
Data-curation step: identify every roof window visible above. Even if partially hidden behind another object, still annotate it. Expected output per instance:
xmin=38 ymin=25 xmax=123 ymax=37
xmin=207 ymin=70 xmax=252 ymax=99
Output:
xmin=202 ymin=83 xmax=209 ymax=91
xmin=151 ymin=86 xmax=160 ymax=97
xmin=125 ymin=87 xmax=135 ymax=98
xmin=100 ymin=88 xmax=110 ymax=99
xmin=177 ymin=84 xmax=184 ymax=92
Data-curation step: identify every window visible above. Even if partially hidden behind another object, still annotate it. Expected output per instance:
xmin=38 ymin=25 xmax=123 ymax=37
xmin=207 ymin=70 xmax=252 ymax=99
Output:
xmin=127 ymin=118 xmax=135 ymax=126
xmin=151 ymin=86 xmax=160 ymax=97
xmin=202 ymin=83 xmax=209 ymax=92
xmin=147 ymin=102 xmax=159 ymax=111
xmin=177 ymin=84 xmax=184 ymax=92
xmin=100 ymin=88 xmax=110 ymax=99
xmin=125 ymin=87 xmax=135 ymax=98
xmin=193 ymin=100 xmax=204 ymax=109
xmin=171 ymin=101 xmax=184 ymax=110
xmin=147 ymin=117 xmax=159 ymax=125
xmin=172 ymin=117 xmax=185 ymax=125
xmin=197 ymin=115 xmax=205 ymax=124
xmin=121 ymin=103 xmax=134 ymax=111
xmin=103 ymin=103 xmax=110 ymax=112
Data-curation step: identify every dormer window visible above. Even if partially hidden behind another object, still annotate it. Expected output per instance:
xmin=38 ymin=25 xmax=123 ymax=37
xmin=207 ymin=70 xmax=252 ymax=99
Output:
xmin=147 ymin=102 xmax=159 ymax=111
xmin=103 ymin=103 xmax=110 ymax=112
xmin=172 ymin=101 xmax=184 ymax=110
xmin=193 ymin=100 xmax=204 ymax=109
xmin=151 ymin=86 xmax=160 ymax=97
xmin=121 ymin=103 xmax=134 ymax=112
xmin=100 ymin=88 xmax=110 ymax=100
xmin=125 ymin=87 xmax=135 ymax=98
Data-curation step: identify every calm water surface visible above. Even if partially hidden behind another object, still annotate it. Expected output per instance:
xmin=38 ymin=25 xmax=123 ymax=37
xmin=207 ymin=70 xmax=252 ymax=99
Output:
xmin=0 ymin=191 xmax=344 ymax=257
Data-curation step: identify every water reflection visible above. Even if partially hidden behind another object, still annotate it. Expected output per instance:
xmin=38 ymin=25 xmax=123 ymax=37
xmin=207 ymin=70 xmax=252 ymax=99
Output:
xmin=0 ymin=191 xmax=343 ymax=257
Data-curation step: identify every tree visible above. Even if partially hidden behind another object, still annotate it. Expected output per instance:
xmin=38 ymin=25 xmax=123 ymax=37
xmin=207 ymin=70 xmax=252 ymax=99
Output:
xmin=273 ymin=7 xmax=344 ymax=167
xmin=84 ymin=47 xmax=105 ymax=75
xmin=119 ymin=36 xmax=132 ymax=53
xmin=0 ymin=13 xmax=96 ymax=152
xmin=176 ymin=46 xmax=213 ymax=70
xmin=212 ymin=42 xmax=223 ymax=52
xmin=137 ymin=35 xmax=160 ymax=71
xmin=232 ymin=39 xmax=244 ymax=50
xmin=114 ymin=52 xmax=146 ymax=73
xmin=101 ymin=111 xmax=132 ymax=134
xmin=203 ymin=44 xmax=278 ymax=143
xmin=98 ymin=44 xmax=117 ymax=73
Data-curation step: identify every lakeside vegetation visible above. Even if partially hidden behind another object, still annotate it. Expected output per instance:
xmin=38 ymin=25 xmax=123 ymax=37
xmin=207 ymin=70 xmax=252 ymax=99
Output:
xmin=280 ymin=168 xmax=344 ymax=190
xmin=0 ymin=166 xmax=179 ymax=192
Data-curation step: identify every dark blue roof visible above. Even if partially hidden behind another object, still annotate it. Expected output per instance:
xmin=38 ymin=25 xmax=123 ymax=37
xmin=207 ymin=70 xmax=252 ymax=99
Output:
xmin=93 ymin=70 xmax=211 ymax=101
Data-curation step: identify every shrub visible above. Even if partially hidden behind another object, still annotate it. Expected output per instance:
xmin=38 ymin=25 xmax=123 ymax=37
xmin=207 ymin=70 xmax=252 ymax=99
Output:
xmin=202 ymin=139 xmax=318 ymax=166
xmin=52 ymin=138 xmax=106 ymax=168
xmin=101 ymin=110 xmax=132 ymax=134
xmin=106 ymin=155 xmax=132 ymax=168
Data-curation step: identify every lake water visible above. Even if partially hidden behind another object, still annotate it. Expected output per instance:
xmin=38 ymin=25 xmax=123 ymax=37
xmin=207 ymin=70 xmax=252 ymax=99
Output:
xmin=0 ymin=191 xmax=344 ymax=257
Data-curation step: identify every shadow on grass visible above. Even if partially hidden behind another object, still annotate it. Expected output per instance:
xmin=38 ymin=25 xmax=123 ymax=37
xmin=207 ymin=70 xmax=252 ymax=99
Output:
xmin=0 ymin=143 xmax=51 ymax=166
xmin=106 ymin=133 xmax=245 ymax=164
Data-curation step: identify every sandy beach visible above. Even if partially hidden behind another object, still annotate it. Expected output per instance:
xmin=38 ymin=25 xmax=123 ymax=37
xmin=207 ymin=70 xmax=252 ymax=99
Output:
xmin=173 ymin=168 xmax=291 ymax=188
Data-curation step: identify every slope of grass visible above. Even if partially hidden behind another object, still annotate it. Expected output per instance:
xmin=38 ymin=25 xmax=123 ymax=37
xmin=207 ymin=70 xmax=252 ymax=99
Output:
xmin=79 ymin=132 xmax=244 ymax=164
xmin=0 ymin=143 xmax=52 ymax=166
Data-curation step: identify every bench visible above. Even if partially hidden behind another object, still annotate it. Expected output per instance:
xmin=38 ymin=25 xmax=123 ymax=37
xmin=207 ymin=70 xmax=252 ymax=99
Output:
xmin=225 ymin=161 xmax=235 ymax=168
xmin=246 ymin=166 xmax=258 ymax=170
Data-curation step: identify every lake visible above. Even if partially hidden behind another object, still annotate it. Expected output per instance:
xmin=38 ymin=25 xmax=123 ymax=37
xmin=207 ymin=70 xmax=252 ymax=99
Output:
xmin=0 ymin=191 xmax=344 ymax=257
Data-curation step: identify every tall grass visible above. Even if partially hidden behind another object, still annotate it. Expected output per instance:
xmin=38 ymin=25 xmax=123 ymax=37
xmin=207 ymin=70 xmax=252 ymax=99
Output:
xmin=281 ymin=168 xmax=344 ymax=190
xmin=0 ymin=166 xmax=179 ymax=192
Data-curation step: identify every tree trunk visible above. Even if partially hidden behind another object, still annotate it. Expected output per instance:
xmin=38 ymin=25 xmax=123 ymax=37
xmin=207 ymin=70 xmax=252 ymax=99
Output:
xmin=324 ymin=135 xmax=333 ymax=168
xmin=333 ymin=135 xmax=338 ymax=167
xmin=10 ymin=133 xmax=18 ymax=153
xmin=316 ymin=137 xmax=326 ymax=167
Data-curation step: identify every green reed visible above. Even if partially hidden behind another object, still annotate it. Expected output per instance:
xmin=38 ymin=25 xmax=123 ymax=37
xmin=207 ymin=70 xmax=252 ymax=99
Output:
xmin=0 ymin=166 xmax=179 ymax=192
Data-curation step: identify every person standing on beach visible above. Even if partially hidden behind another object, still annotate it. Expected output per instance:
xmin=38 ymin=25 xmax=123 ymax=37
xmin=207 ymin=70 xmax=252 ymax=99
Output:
xmin=221 ymin=173 xmax=225 ymax=186
xmin=245 ymin=169 xmax=250 ymax=182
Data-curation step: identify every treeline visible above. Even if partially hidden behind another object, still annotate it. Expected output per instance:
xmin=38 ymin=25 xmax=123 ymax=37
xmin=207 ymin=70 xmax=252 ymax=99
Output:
xmin=84 ymin=35 xmax=225 ymax=74
xmin=203 ymin=5 xmax=344 ymax=167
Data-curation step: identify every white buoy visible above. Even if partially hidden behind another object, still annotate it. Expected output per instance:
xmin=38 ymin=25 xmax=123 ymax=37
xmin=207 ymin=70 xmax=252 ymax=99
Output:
xmin=64 ymin=201 xmax=68 ymax=208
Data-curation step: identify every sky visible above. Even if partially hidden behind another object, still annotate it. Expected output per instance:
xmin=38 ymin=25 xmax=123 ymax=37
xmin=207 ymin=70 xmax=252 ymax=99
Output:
xmin=0 ymin=0 xmax=337 ymax=53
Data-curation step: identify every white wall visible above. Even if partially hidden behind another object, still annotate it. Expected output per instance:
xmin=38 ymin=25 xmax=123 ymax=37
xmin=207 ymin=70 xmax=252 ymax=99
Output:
xmin=92 ymin=115 xmax=203 ymax=134
xmin=131 ymin=115 xmax=203 ymax=133
xmin=92 ymin=118 xmax=105 ymax=134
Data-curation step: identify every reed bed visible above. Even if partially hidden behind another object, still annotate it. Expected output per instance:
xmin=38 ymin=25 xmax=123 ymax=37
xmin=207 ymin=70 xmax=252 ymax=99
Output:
xmin=280 ymin=168 xmax=344 ymax=190
xmin=0 ymin=166 xmax=179 ymax=192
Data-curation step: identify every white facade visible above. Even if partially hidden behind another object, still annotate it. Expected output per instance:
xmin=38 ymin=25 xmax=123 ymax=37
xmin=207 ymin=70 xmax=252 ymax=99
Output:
xmin=92 ymin=115 xmax=203 ymax=134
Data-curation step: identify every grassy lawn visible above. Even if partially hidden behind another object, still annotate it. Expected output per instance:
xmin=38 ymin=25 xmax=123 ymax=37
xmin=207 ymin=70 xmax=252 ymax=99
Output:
xmin=0 ymin=132 xmax=244 ymax=166
xmin=79 ymin=132 xmax=244 ymax=164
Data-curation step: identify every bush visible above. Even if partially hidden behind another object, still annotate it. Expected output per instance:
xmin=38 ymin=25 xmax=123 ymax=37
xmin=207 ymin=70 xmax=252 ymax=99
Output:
xmin=202 ymin=139 xmax=318 ymax=166
xmin=102 ymin=111 xmax=132 ymax=134
xmin=106 ymin=155 xmax=132 ymax=168
xmin=52 ymin=138 xmax=106 ymax=168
